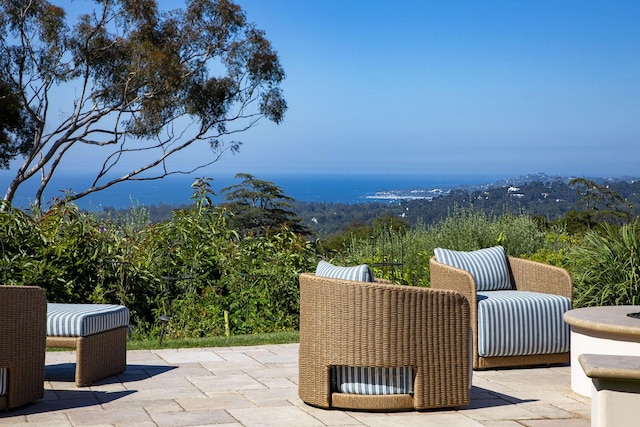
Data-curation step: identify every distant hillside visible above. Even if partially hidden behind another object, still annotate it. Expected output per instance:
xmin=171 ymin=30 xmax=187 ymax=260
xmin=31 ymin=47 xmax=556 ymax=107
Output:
xmin=295 ymin=176 xmax=640 ymax=237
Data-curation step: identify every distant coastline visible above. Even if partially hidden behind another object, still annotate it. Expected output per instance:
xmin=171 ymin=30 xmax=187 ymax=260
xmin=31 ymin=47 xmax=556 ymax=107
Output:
xmin=363 ymin=173 xmax=639 ymax=202
xmin=1 ymin=172 xmax=637 ymax=211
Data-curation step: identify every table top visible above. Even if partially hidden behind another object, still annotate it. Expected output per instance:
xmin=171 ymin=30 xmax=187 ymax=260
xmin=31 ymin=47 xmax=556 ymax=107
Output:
xmin=564 ymin=305 xmax=640 ymax=336
xmin=579 ymin=353 xmax=640 ymax=380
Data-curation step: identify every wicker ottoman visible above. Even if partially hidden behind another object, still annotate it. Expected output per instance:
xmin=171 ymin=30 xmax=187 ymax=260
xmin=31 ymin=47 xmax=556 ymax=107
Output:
xmin=46 ymin=303 xmax=129 ymax=387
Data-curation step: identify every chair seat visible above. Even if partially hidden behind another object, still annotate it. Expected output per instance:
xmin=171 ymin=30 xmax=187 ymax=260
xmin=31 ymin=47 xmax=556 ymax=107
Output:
xmin=332 ymin=366 xmax=414 ymax=395
xmin=47 ymin=303 xmax=129 ymax=337
xmin=477 ymin=290 xmax=571 ymax=358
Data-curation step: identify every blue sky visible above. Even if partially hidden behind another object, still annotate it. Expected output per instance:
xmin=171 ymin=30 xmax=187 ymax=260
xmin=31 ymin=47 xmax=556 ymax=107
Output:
xmin=218 ymin=0 xmax=640 ymax=178
xmin=3 ymin=0 xmax=640 ymax=185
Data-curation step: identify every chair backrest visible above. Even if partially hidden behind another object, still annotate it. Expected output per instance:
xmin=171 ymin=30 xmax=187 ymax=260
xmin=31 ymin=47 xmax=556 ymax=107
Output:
xmin=434 ymin=246 xmax=511 ymax=291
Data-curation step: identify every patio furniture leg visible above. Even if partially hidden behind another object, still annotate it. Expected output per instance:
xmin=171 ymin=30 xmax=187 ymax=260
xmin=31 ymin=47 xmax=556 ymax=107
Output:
xmin=47 ymin=326 xmax=127 ymax=387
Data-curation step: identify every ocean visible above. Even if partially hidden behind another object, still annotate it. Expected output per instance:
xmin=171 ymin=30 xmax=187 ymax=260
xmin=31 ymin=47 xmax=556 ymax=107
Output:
xmin=2 ymin=172 xmax=513 ymax=210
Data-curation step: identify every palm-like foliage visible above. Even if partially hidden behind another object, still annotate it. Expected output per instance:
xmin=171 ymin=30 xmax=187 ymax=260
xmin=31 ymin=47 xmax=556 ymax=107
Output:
xmin=570 ymin=220 xmax=640 ymax=307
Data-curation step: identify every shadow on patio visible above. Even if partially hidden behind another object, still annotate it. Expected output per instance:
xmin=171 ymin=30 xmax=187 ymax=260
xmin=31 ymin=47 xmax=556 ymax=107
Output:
xmin=0 ymin=364 xmax=176 ymax=418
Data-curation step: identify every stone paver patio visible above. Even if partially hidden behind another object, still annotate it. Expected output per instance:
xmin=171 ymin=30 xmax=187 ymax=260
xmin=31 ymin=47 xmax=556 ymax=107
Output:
xmin=0 ymin=343 xmax=591 ymax=426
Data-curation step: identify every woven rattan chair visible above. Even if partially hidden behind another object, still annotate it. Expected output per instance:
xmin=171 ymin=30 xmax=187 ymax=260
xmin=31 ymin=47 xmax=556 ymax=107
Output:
xmin=298 ymin=273 xmax=471 ymax=411
xmin=430 ymin=252 xmax=573 ymax=370
xmin=0 ymin=286 xmax=47 ymax=411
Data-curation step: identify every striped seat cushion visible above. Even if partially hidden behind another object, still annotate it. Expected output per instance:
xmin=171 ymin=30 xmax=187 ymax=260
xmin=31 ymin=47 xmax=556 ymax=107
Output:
xmin=0 ymin=368 xmax=6 ymax=396
xmin=316 ymin=260 xmax=374 ymax=282
xmin=332 ymin=366 xmax=414 ymax=395
xmin=434 ymin=246 xmax=511 ymax=291
xmin=47 ymin=303 xmax=129 ymax=337
xmin=477 ymin=290 xmax=571 ymax=357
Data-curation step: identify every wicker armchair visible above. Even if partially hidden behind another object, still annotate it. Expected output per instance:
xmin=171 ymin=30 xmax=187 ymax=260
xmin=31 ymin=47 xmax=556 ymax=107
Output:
xmin=298 ymin=273 xmax=471 ymax=411
xmin=0 ymin=286 xmax=47 ymax=411
xmin=430 ymin=253 xmax=573 ymax=370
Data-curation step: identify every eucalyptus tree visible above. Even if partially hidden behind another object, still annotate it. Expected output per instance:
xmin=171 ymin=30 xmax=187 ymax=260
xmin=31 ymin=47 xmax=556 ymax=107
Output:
xmin=0 ymin=0 xmax=286 ymax=208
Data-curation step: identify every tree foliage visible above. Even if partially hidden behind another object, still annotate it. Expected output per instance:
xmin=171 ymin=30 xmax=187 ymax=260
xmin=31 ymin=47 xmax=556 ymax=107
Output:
xmin=0 ymin=0 xmax=286 ymax=207
xmin=221 ymin=173 xmax=308 ymax=236
xmin=0 ymin=80 xmax=37 ymax=169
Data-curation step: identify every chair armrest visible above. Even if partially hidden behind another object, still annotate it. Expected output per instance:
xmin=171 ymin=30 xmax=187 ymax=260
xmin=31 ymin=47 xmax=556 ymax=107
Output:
xmin=507 ymin=257 xmax=573 ymax=299
xmin=429 ymin=258 xmax=477 ymax=308
xmin=299 ymin=273 xmax=470 ymax=410
xmin=0 ymin=286 xmax=47 ymax=409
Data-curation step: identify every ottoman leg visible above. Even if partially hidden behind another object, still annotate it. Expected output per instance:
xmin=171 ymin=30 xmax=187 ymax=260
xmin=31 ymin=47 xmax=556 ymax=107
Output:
xmin=76 ymin=327 xmax=127 ymax=387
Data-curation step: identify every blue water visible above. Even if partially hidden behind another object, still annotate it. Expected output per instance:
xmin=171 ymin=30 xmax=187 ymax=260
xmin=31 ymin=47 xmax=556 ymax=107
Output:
xmin=1 ymin=172 xmax=512 ymax=210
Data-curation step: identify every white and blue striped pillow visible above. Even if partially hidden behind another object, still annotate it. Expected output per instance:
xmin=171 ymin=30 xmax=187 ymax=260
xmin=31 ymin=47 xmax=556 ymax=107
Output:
xmin=434 ymin=246 xmax=511 ymax=291
xmin=316 ymin=260 xmax=374 ymax=282
xmin=47 ymin=303 xmax=129 ymax=337
xmin=332 ymin=366 xmax=414 ymax=395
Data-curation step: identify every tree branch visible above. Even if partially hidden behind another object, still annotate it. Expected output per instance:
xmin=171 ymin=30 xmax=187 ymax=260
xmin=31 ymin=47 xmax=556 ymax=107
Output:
xmin=1 ymin=0 xmax=287 ymax=209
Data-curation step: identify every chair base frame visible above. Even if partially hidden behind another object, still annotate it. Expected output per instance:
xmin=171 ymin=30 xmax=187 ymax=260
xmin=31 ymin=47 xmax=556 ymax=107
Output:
xmin=46 ymin=326 xmax=127 ymax=387
xmin=331 ymin=393 xmax=415 ymax=411
xmin=475 ymin=352 xmax=569 ymax=370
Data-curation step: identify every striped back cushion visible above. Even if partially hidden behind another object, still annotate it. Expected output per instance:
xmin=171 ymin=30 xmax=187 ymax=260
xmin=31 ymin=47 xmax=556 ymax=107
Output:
xmin=434 ymin=246 xmax=511 ymax=291
xmin=47 ymin=303 xmax=129 ymax=337
xmin=477 ymin=290 xmax=571 ymax=357
xmin=316 ymin=260 xmax=374 ymax=282
xmin=332 ymin=366 xmax=414 ymax=395
xmin=0 ymin=368 xmax=6 ymax=396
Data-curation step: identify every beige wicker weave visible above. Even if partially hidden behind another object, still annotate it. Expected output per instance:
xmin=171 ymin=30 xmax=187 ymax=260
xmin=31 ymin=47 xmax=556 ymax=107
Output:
xmin=46 ymin=326 xmax=127 ymax=387
xmin=0 ymin=286 xmax=46 ymax=411
xmin=430 ymin=256 xmax=573 ymax=370
xmin=298 ymin=273 xmax=471 ymax=411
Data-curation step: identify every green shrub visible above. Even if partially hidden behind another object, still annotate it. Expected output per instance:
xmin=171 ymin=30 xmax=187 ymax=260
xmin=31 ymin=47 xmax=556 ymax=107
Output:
xmin=330 ymin=206 xmax=548 ymax=286
xmin=135 ymin=182 xmax=316 ymax=338
xmin=0 ymin=201 xmax=160 ymax=333
xmin=569 ymin=220 xmax=640 ymax=307
xmin=429 ymin=206 xmax=545 ymax=256
xmin=429 ymin=205 xmax=500 ymax=251
xmin=157 ymin=228 xmax=314 ymax=338
xmin=0 ymin=182 xmax=317 ymax=340
xmin=1 ymin=202 xmax=122 ymax=302
xmin=524 ymin=229 xmax=576 ymax=268
xmin=7 ymin=190 xmax=636 ymax=340
xmin=219 ymin=229 xmax=315 ymax=334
